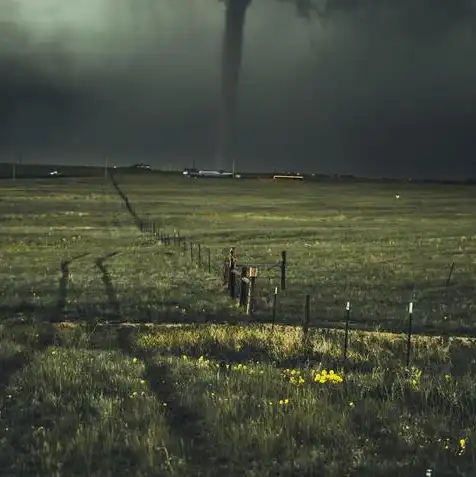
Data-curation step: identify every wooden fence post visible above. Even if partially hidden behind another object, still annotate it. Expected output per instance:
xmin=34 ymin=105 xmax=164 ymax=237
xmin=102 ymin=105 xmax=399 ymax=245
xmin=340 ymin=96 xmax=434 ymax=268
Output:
xmin=223 ymin=259 xmax=229 ymax=285
xmin=230 ymin=268 xmax=236 ymax=299
xmin=228 ymin=248 xmax=236 ymax=293
xmin=239 ymin=267 xmax=248 ymax=306
xmin=198 ymin=243 xmax=202 ymax=267
xmin=208 ymin=248 xmax=211 ymax=274
xmin=246 ymin=267 xmax=258 ymax=315
xmin=280 ymin=251 xmax=287 ymax=291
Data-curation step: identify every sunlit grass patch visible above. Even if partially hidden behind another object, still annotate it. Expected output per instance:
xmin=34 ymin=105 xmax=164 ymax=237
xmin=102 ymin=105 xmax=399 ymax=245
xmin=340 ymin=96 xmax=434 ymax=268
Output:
xmin=147 ymin=351 xmax=476 ymax=476
xmin=131 ymin=324 xmax=476 ymax=374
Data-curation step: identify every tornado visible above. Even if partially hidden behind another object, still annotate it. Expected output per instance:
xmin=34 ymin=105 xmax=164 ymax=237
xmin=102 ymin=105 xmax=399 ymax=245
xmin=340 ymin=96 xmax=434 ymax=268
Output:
xmin=215 ymin=0 xmax=251 ymax=171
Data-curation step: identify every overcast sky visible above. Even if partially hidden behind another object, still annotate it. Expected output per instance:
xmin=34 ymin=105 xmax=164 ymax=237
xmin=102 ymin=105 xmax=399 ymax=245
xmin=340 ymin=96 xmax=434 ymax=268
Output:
xmin=1 ymin=0 xmax=476 ymax=179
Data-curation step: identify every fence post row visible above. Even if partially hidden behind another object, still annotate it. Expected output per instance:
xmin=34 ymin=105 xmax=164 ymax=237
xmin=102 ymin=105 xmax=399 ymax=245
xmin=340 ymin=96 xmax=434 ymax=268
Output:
xmin=124 ymin=200 xmax=429 ymax=370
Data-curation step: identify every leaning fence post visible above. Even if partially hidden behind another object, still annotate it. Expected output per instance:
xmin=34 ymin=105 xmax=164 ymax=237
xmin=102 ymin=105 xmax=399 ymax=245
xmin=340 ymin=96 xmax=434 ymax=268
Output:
xmin=198 ymin=243 xmax=202 ymax=267
xmin=246 ymin=267 xmax=258 ymax=315
xmin=343 ymin=301 xmax=351 ymax=362
xmin=190 ymin=242 xmax=194 ymax=262
xmin=271 ymin=287 xmax=278 ymax=331
xmin=406 ymin=301 xmax=414 ymax=367
xmin=280 ymin=251 xmax=287 ymax=291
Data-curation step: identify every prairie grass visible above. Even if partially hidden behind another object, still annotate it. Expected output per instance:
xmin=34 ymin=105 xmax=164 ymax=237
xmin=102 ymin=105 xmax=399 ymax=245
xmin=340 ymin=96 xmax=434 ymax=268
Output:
xmin=0 ymin=174 xmax=475 ymax=476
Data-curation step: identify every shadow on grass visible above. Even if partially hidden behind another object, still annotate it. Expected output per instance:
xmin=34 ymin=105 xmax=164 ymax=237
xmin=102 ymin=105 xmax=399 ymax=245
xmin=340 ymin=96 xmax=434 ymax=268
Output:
xmin=253 ymin=305 xmax=476 ymax=339
xmin=117 ymin=322 xmax=380 ymax=375
xmin=0 ymin=322 xmax=57 ymax=395
xmin=55 ymin=253 xmax=91 ymax=322
xmin=0 ymin=351 xmax=31 ymax=392
xmin=117 ymin=327 xmax=219 ymax=475
xmin=109 ymin=172 xmax=145 ymax=232
xmin=0 ymin=302 xmax=245 ymax=327
xmin=95 ymin=252 xmax=121 ymax=318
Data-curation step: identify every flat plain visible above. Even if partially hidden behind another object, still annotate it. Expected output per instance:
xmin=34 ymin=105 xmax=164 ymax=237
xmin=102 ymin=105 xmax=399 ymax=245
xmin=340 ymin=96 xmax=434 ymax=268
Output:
xmin=0 ymin=173 xmax=475 ymax=476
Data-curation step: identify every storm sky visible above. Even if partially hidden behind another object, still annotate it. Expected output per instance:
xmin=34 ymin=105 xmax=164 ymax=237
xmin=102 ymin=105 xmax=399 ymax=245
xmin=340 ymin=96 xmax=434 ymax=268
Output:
xmin=1 ymin=0 xmax=476 ymax=179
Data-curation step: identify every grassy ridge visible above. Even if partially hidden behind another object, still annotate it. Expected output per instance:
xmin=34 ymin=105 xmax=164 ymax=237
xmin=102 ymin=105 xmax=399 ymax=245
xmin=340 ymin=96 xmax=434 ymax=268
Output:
xmin=0 ymin=175 xmax=475 ymax=476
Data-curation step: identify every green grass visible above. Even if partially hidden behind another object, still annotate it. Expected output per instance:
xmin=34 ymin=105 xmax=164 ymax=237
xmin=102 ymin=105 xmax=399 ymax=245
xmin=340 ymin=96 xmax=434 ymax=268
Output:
xmin=0 ymin=174 xmax=475 ymax=476
xmin=114 ymin=173 xmax=476 ymax=334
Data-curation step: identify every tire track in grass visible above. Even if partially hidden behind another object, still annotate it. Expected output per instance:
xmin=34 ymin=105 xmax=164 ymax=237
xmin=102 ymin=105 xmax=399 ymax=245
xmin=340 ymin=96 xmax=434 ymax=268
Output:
xmin=0 ymin=322 xmax=56 ymax=398
xmin=117 ymin=327 xmax=217 ymax=476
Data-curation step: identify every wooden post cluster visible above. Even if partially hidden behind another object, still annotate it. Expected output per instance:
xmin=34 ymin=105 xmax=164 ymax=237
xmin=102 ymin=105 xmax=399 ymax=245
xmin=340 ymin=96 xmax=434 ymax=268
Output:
xmin=223 ymin=248 xmax=287 ymax=316
xmin=223 ymin=251 xmax=259 ymax=315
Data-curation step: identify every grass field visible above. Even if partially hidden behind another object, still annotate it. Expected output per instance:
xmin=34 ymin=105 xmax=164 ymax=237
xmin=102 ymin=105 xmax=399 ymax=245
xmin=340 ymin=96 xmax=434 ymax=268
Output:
xmin=0 ymin=173 xmax=475 ymax=476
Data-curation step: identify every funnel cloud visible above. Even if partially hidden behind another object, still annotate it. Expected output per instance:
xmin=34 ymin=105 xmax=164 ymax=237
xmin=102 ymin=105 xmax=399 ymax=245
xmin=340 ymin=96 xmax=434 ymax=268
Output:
xmin=1 ymin=0 xmax=476 ymax=179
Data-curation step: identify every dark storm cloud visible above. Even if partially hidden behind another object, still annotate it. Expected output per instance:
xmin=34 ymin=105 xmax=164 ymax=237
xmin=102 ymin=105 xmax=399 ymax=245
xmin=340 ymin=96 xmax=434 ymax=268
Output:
xmin=1 ymin=0 xmax=476 ymax=178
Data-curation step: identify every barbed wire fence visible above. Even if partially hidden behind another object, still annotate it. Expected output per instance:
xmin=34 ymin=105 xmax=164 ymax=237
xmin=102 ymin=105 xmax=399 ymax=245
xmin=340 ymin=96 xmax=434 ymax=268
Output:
xmin=109 ymin=172 xmax=475 ymax=367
